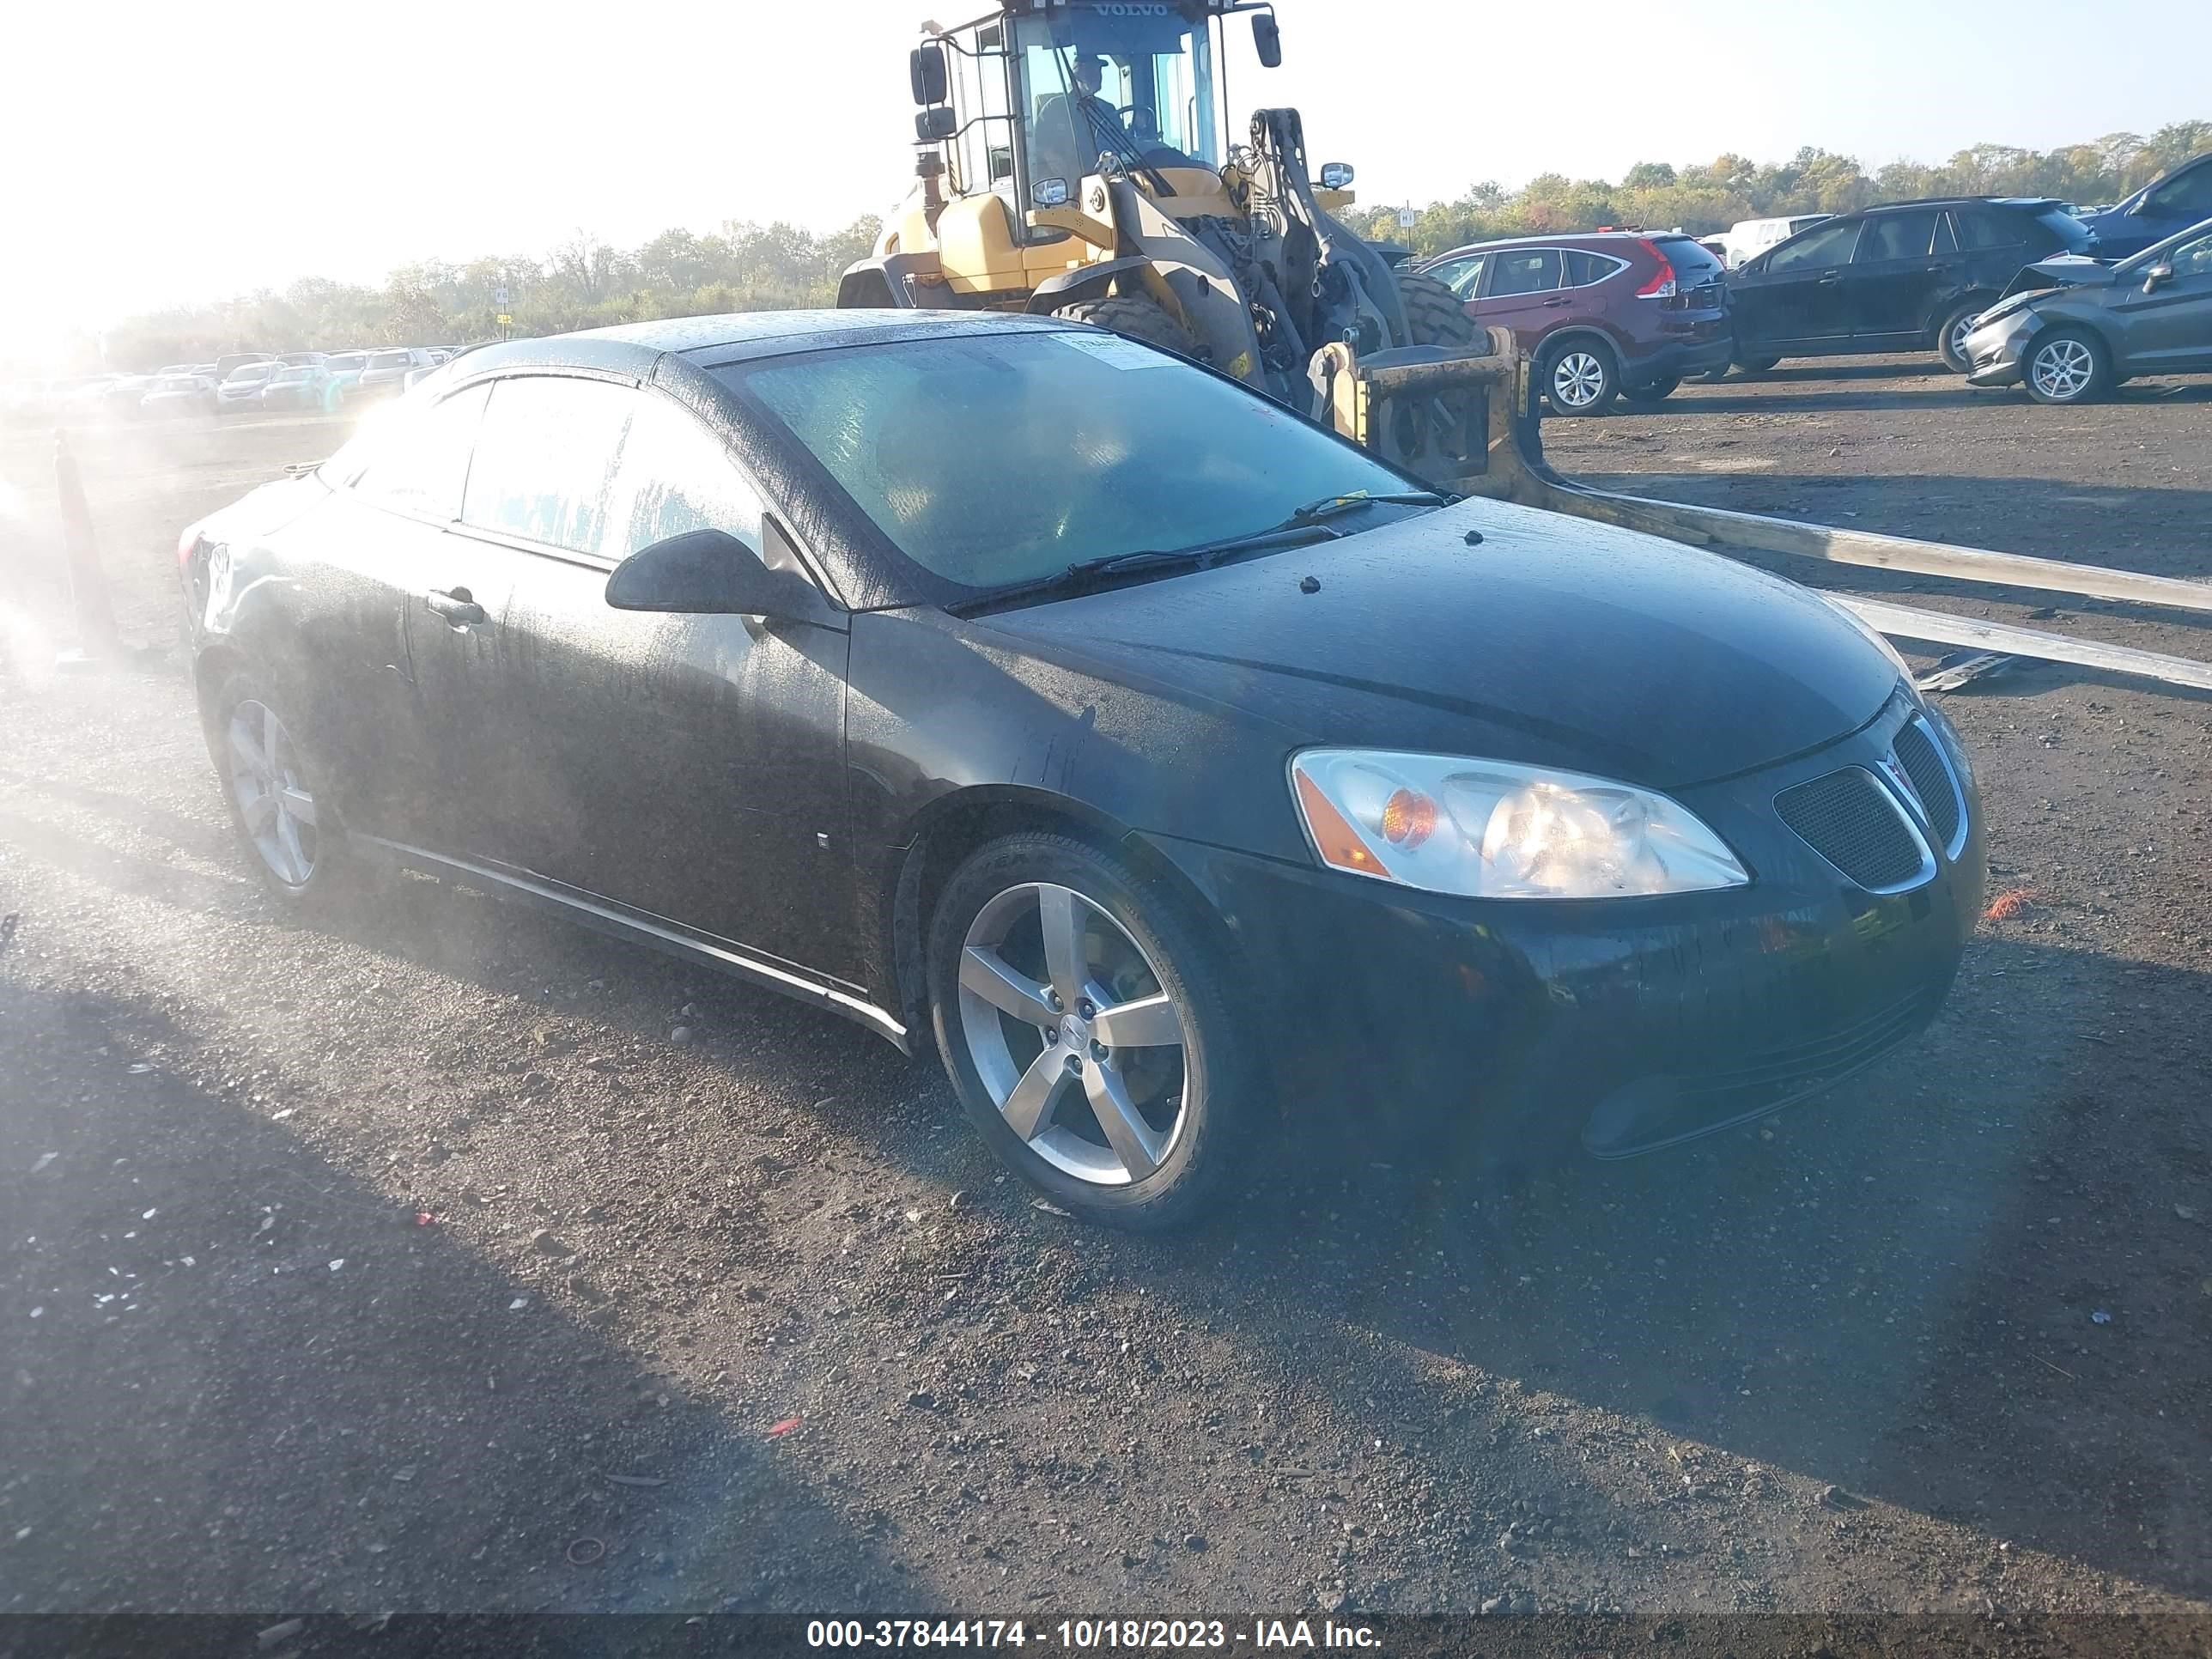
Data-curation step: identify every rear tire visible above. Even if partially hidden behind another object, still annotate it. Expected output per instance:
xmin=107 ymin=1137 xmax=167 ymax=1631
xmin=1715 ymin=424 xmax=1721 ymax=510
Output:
xmin=1051 ymin=294 xmax=1200 ymax=358
xmin=1737 ymin=353 xmax=1781 ymax=374
xmin=1539 ymin=337 xmax=1619 ymax=416
xmin=1395 ymin=268 xmax=1481 ymax=349
xmin=1620 ymin=374 xmax=1681 ymax=404
xmin=927 ymin=831 xmax=1259 ymax=1232
xmin=1936 ymin=299 xmax=1991 ymax=373
xmin=2022 ymin=327 xmax=2112 ymax=405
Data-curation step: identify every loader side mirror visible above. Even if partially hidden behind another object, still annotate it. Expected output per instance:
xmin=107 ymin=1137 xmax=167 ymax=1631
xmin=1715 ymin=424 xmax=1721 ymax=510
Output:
xmin=1319 ymin=163 xmax=1354 ymax=191
xmin=2142 ymin=261 xmax=2173 ymax=293
xmin=910 ymin=43 xmax=949 ymax=106
xmin=916 ymin=106 xmax=957 ymax=143
xmin=1251 ymin=11 xmax=1283 ymax=67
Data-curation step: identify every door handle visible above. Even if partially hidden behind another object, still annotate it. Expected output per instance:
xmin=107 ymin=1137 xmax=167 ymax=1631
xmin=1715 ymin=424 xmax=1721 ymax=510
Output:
xmin=1816 ymin=272 xmax=1842 ymax=285
xmin=425 ymin=587 xmax=488 ymax=627
xmin=1541 ymin=298 xmax=1572 ymax=307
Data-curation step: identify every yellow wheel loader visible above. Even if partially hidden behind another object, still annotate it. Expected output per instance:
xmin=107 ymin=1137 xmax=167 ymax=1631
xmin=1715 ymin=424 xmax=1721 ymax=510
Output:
xmin=836 ymin=0 xmax=1523 ymax=496
xmin=838 ymin=3 xmax=2212 ymax=699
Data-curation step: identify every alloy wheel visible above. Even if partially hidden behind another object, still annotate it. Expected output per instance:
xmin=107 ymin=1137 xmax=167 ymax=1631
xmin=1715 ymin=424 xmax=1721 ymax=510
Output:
xmin=956 ymin=882 xmax=1189 ymax=1186
xmin=1948 ymin=314 xmax=1977 ymax=364
xmin=2030 ymin=337 xmax=2094 ymax=401
xmin=1550 ymin=351 xmax=1607 ymax=410
xmin=227 ymin=700 xmax=319 ymax=887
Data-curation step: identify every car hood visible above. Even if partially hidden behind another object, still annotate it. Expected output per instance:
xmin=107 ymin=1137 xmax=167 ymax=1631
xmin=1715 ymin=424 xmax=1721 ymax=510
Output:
xmin=1996 ymin=256 xmax=2115 ymax=303
xmin=969 ymin=498 xmax=1899 ymax=791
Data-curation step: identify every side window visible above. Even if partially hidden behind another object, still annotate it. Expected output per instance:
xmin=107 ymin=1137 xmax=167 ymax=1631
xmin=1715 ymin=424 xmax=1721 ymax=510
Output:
xmin=605 ymin=395 xmax=769 ymax=558
xmin=1489 ymin=248 xmax=1562 ymax=296
xmin=2148 ymin=166 xmax=2212 ymax=216
xmin=1953 ymin=208 xmax=2022 ymax=250
xmin=1856 ymin=210 xmax=1941 ymax=264
xmin=462 ymin=376 xmax=635 ymax=555
xmin=1768 ymin=219 xmax=1861 ymax=271
xmin=1426 ymin=254 xmax=1485 ymax=299
xmin=1931 ymin=215 xmax=1958 ymax=256
xmin=345 ymin=381 xmax=490 ymax=521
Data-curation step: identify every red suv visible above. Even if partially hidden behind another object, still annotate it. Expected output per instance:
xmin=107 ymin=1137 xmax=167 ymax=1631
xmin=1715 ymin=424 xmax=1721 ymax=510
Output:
xmin=1417 ymin=232 xmax=1733 ymax=415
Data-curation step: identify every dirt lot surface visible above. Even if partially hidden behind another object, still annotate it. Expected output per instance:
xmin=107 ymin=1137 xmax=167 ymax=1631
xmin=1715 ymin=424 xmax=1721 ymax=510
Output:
xmin=3 ymin=361 xmax=2209 ymax=1633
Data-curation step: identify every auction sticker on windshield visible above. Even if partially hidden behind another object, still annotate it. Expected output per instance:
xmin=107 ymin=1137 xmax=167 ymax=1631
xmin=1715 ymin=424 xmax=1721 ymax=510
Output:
xmin=1057 ymin=331 xmax=1177 ymax=369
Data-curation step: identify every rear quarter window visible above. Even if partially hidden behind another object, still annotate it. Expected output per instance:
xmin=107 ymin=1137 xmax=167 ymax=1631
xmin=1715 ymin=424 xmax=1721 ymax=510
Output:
xmin=1562 ymin=250 xmax=1628 ymax=287
xmin=1952 ymin=207 xmax=2025 ymax=250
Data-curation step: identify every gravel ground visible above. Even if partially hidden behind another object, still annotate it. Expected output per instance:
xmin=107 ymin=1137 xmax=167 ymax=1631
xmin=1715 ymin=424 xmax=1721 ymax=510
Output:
xmin=2 ymin=362 xmax=2209 ymax=1626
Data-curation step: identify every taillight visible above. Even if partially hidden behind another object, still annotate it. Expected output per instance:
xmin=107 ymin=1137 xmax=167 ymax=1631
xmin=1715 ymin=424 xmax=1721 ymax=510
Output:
xmin=177 ymin=523 xmax=203 ymax=568
xmin=1634 ymin=240 xmax=1678 ymax=299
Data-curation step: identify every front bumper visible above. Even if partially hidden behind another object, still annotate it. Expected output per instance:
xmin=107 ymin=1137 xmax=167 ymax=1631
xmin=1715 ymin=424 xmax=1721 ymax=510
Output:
xmin=1141 ymin=691 xmax=1985 ymax=1160
xmin=1964 ymin=309 xmax=2037 ymax=386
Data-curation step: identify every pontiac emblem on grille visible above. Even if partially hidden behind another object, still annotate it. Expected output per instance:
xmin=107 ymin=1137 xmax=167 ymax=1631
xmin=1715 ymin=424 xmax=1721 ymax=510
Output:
xmin=1878 ymin=752 xmax=1923 ymax=814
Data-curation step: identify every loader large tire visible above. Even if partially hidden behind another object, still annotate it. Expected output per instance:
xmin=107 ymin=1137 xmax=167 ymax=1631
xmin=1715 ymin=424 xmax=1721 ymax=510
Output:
xmin=1395 ymin=269 xmax=1481 ymax=350
xmin=1053 ymin=295 xmax=1200 ymax=360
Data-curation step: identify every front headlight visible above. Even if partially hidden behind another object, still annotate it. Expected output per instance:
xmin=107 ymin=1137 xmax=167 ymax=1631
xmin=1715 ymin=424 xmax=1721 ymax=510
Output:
xmin=1289 ymin=750 xmax=1750 ymax=899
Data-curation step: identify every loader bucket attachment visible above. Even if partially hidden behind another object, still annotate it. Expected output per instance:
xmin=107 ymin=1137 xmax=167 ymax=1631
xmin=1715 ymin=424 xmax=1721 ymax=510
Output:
xmin=1310 ymin=329 xmax=1541 ymax=501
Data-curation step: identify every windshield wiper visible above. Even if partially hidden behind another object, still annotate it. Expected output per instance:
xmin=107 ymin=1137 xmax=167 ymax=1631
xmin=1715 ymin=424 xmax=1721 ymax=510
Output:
xmin=1286 ymin=489 xmax=1456 ymax=524
xmin=947 ymin=494 xmax=1457 ymax=617
xmin=947 ymin=520 xmax=1345 ymax=617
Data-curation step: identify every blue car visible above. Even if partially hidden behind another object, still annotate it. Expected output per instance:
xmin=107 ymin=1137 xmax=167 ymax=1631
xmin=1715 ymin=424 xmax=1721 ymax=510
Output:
xmin=2080 ymin=153 xmax=2212 ymax=259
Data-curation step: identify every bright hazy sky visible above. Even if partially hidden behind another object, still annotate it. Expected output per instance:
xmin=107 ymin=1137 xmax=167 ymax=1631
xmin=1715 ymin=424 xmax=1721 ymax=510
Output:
xmin=6 ymin=0 xmax=2205 ymax=356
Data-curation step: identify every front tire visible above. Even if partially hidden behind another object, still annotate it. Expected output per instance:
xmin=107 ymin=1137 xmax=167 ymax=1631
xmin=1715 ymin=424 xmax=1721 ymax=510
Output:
xmin=1936 ymin=300 xmax=1991 ymax=373
xmin=927 ymin=832 xmax=1258 ymax=1231
xmin=1539 ymin=337 xmax=1619 ymax=416
xmin=2023 ymin=328 xmax=2111 ymax=405
xmin=207 ymin=672 xmax=361 ymax=910
xmin=1051 ymin=294 xmax=1200 ymax=358
xmin=1395 ymin=268 xmax=1481 ymax=349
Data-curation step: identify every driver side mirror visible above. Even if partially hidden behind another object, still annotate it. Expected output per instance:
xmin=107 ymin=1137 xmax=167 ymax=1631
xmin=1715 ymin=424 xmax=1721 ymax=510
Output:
xmin=2143 ymin=261 xmax=2174 ymax=293
xmin=1319 ymin=162 xmax=1354 ymax=191
xmin=605 ymin=529 xmax=828 ymax=622
xmin=1251 ymin=11 xmax=1283 ymax=68
xmin=915 ymin=106 xmax=957 ymax=143
xmin=910 ymin=43 xmax=949 ymax=106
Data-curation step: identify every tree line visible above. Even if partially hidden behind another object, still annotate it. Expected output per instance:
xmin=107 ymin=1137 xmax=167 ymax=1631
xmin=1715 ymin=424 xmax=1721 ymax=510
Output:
xmin=1341 ymin=122 xmax=2210 ymax=257
xmin=83 ymin=217 xmax=883 ymax=373
xmin=60 ymin=119 xmax=2212 ymax=371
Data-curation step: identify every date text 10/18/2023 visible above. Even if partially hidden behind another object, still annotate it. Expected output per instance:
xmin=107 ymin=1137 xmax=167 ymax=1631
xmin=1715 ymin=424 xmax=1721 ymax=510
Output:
xmin=805 ymin=1619 xmax=1384 ymax=1650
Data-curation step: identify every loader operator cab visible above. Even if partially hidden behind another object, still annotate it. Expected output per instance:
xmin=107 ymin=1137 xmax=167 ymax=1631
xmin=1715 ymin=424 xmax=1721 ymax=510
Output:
xmin=1016 ymin=13 xmax=1222 ymax=206
xmin=915 ymin=1 xmax=1255 ymax=229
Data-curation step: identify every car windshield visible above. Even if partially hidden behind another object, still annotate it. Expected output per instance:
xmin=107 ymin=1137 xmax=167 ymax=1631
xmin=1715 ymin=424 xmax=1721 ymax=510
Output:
xmin=273 ymin=368 xmax=310 ymax=383
xmin=328 ymin=354 xmax=368 ymax=371
xmin=724 ymin=330 xmax=1415 ymax=599
xmin=369 ymin=352 xmax=411 ymax=369
xmin=2118 ymin=216 xmax=2212 ymax=276
xmin=228 ymin=365 xmax=274 ymax=383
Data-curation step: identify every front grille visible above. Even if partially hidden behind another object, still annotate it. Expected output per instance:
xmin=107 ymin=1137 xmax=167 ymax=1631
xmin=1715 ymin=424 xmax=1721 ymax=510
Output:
xmin=1684 ymin=984 xmax=1944 ymax=1099
xmin=1893 ymin=720 xmax=1964 ymax=853
xmin=1774 ymin=768 xmax=1928 ymax=890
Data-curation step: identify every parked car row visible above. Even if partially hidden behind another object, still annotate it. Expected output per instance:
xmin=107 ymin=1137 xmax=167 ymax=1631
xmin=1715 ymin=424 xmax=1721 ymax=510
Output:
xmin=1413 ymin=152 xmax=2212 ymax=415
xmin=3 ymin=346 xmax=463 ymax=426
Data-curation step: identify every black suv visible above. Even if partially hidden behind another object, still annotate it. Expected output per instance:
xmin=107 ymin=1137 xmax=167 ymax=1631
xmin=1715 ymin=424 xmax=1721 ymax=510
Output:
xmin=1725 ymin=198 xmax=2094 ymax=374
